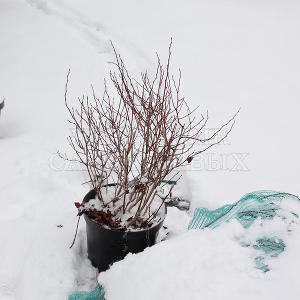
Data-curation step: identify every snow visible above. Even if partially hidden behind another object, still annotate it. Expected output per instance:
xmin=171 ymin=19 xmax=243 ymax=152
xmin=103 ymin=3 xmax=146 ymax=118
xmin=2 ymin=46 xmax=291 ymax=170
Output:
xmin=81 ymin=186 xmax=166 ymax=230
xmin=99 ymin=222 xmax=260 ymax=300
xmin=1 ymin=0 xmax=300 ymax=299
xmin=98 ymin=192 xmax=300 ymax=299
xmin=99 ymin=210 xmax=300 ymax=300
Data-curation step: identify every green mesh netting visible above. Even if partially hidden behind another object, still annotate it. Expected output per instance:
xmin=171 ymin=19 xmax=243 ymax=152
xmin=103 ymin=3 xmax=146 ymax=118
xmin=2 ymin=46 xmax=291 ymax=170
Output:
xmin=188 ymin=190 xmax=299 ymax=272
xmin=69 ymin=286 xmax=105 ymax=300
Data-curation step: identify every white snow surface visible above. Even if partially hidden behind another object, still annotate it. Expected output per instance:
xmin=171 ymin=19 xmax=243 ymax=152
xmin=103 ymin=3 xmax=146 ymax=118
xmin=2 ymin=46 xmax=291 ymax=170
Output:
xmin=1 ymin=0 xmax=300 ymax=299
xmin=100 ymin=220 xmax=300 ymax=300
xmin=100 ymin=199 xmax=300 ymax=300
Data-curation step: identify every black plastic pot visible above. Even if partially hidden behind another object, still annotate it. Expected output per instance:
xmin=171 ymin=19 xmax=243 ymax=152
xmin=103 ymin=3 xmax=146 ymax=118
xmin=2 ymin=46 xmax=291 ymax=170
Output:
xmin=82 ymin=188 xmax=166 ymax=272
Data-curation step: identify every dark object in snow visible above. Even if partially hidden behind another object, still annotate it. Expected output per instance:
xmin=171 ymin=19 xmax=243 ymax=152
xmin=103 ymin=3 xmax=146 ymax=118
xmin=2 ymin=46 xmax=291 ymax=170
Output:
xmin=83 ymin=189 xmax=166 ymax=272
xmin=166 ymin=197 xmax=190 ymax=211
xmin=186 ymin=156 xmax=193 ymax=163
xmin=0 ymin=100 xmax=4 ymax=116
xmin=74 ymin=202 xmax=81 ymax=209
xmin=57 ymin=224 xmax=63 ymax=228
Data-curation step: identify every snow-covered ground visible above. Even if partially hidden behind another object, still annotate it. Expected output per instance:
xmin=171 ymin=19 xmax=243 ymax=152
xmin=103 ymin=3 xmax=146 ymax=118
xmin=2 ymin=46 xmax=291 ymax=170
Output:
xmin=1 ymin=0 xmax=300 ymax=299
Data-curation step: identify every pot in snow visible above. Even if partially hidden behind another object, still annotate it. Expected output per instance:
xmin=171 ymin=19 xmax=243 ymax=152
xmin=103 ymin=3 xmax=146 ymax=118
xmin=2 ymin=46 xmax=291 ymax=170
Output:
xmin=82 ymin=189 xmax=166 ymax=272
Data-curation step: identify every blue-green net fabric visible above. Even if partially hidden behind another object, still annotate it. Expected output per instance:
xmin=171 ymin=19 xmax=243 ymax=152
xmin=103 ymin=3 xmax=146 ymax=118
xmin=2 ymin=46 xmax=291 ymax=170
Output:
xmin=69 ymin=286 xmax=105 ymax=300
xmin=188 ymin=190 xmax=300 ymax=272
xmin=69 ymin=190 xmax=299 ymax=299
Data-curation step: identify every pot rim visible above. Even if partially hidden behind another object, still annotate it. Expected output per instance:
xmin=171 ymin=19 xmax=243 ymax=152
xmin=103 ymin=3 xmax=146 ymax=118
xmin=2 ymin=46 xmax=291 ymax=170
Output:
xmin=82 ymin=187 xmax=167 ymax=233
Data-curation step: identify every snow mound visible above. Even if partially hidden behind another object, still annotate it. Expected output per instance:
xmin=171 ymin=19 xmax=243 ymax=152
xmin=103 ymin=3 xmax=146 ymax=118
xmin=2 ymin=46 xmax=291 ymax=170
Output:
xmin=99 ymin=219 xmax=300 ymax=300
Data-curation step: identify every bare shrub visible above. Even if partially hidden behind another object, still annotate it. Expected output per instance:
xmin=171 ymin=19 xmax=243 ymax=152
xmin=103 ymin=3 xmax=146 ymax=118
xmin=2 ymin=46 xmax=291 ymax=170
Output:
xmin=64 ymin=40 xmax=237 ymax=228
